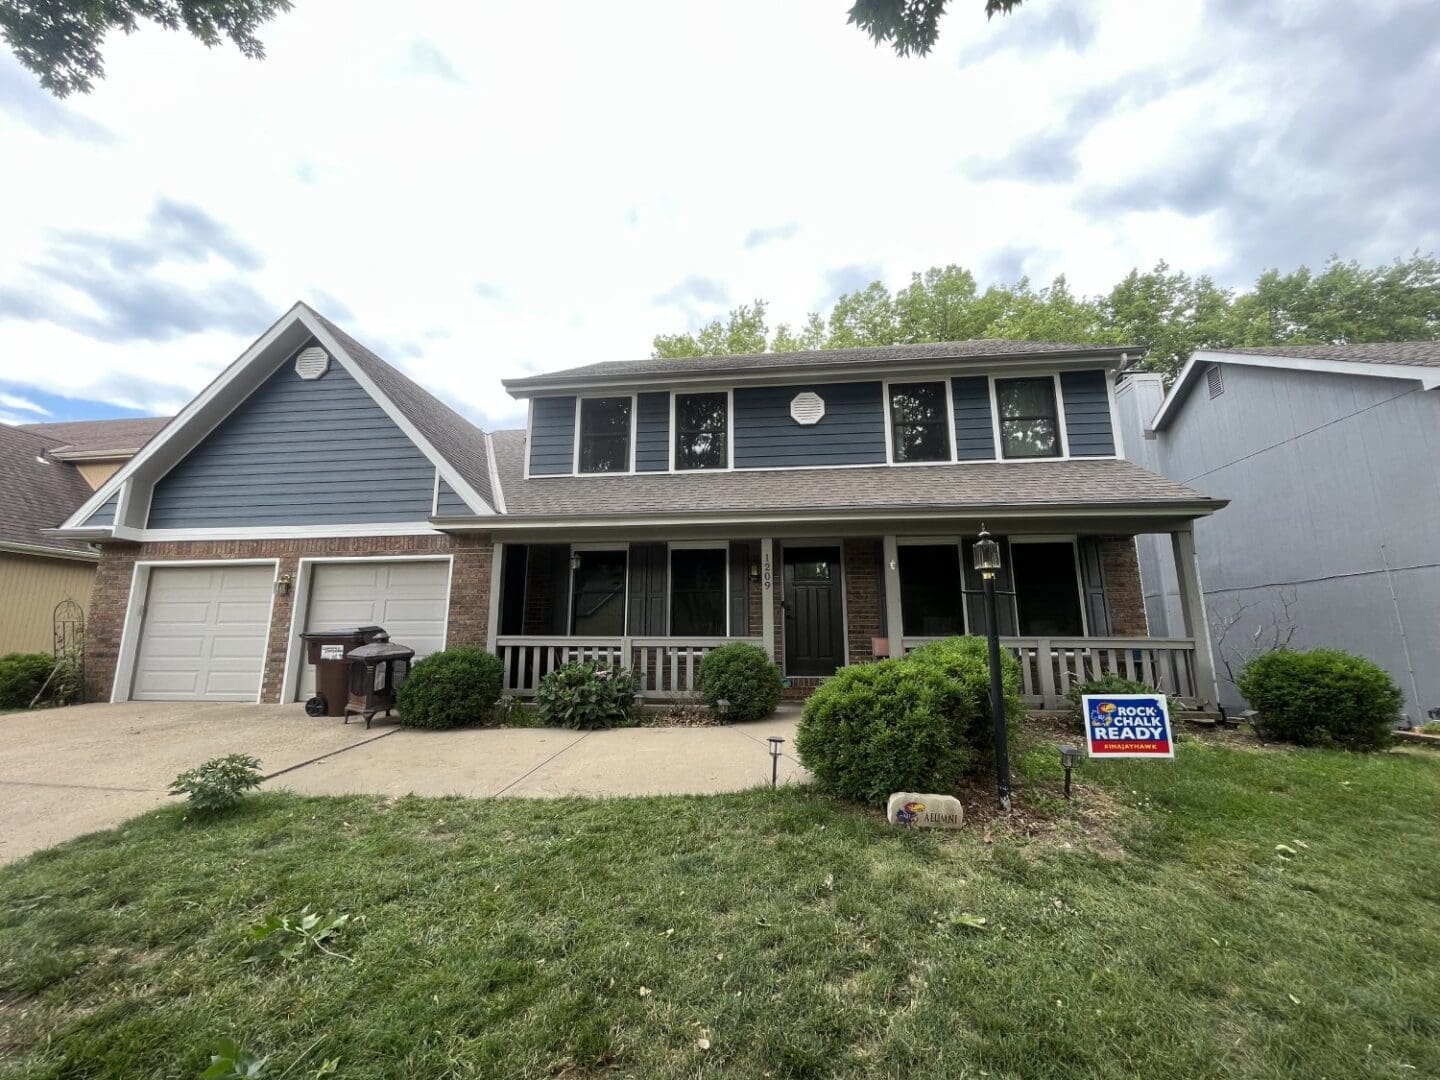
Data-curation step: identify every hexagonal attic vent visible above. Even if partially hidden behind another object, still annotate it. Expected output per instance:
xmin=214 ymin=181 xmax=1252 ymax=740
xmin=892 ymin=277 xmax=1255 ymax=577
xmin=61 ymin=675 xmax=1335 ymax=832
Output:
xmin=295 ymin=346 xmax=330 ymax=380
xmin=789 ymin=391 xmax=825 ymax=425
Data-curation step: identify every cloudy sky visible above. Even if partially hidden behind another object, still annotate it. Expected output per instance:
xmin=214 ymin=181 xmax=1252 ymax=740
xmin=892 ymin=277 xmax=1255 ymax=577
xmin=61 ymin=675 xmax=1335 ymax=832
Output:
xmin=0 ymin=0 xmax=1436 ymax=431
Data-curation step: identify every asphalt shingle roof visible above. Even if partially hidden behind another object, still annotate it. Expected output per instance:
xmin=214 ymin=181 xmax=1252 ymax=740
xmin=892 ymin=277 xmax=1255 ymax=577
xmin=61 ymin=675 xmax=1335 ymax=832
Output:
xmin=0 ymin=425 xmax=98 ymax=554
xmin=1207 ymin=341 xmax=1440 ymax=368
xmin=504 ymin=339 xmax=1138 ymax=390
xmin=17 ymin=416 xmax=169 ymax=455
xmin=484 ymin=429 xmax=1219 ymax=520
xmin=310 ymin=310 xmax=495 ymax=509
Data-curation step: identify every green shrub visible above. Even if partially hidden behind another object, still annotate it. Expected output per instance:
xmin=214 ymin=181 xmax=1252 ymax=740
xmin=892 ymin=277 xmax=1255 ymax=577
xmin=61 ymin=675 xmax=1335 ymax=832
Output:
xmin=0 ymin=652 xmax=55 ymax=710
xmin=535 ymin=661 xmax=641 ymax=730
xmin=169 ymin=754 xmax=263 ymax=814
xmin=796 ymin=659 xmax=976 ymax=805
xmin=1237 ymin=648 xmax=1402 ymax=751
xmin=696 ymin=642 xmax=782 ymax=722
xmin=1417 ymin=721 xmax=1440 ymax=736
xmin=904 ymin=636 xmax=1024 ymax=772
xmin=396 ymin=646 xmax=504 ymax=730
xmin=1066 ymin=674 xmax=1154 ymax=715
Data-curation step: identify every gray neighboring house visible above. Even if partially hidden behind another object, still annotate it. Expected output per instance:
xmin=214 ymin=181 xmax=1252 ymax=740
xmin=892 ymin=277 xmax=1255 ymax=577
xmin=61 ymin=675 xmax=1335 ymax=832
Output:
xmin=1117 ymin=342 xmax=1440 ymax=721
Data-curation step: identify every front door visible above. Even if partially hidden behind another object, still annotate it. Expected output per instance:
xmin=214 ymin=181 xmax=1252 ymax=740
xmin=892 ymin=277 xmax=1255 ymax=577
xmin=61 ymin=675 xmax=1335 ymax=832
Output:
xmin=782 ymin=546 xmax=844 ymax=677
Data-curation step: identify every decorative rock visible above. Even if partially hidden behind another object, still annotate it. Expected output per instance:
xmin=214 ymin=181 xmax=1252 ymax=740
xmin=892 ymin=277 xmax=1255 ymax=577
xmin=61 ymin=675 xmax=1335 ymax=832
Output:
xmin=886 ymin=792 xmax=965 ymax=829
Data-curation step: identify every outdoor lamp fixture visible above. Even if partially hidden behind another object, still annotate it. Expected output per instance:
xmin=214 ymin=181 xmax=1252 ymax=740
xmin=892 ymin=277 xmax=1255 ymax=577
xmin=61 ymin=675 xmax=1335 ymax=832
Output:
xmin=1059 ymin=743 xmax=1081 ymax=800
xmin=749 ymin=562 xmax=760 ymax=580
xmin=972 ymin=526 xmax=1012 ymax=812
xmin=716 ymin=697 xmax=732 ymax=719
xmin=570 ymin=551 xmax=582 ymax=571
xmin=767 ymin=736 xmax=785 ymax=788
xmin=274 ymin=572 xmax=293 ymax=597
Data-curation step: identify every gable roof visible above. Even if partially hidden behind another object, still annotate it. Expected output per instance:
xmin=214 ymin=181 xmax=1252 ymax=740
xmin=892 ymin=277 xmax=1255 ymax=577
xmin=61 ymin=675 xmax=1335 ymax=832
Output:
xmin=504 ymin=340 xmax=1141 ymax=395
xmin=473 ymin=428 xmax=1222 ymax=528
xmin=309 ymin=310 xmax=493 ymax=508
xmin=0 ymin=425 xmax=99 ymax=558
xmin=55 ymin=303 xmax=496 ymax=535
xmin=1150 ymin=341 xmax=1440 ymax=431
xmin=16 ymin=416 xmax=170 ymax=457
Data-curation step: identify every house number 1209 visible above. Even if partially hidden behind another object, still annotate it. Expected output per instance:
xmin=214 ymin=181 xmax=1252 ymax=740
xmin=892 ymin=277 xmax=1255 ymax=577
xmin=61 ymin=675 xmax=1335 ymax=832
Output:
xmin=762 ymin=554 xmax=773 ymax=590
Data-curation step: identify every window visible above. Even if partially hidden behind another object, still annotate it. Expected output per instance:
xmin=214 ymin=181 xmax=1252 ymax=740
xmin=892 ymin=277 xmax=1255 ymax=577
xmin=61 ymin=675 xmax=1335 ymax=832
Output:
xmin=670 ymin=547 xmax=727 ymax=636
xmin=791 ymin=559 xmax=831 ymax=582
xmin=888 ymin=382 xmax=951 ymax=462
xmin=995 ymin=377 xmax=1061 ymax=459
xmin=577 ymin=397 xmax=631 ymax=473
xmin=898 ymin=545 xmax=965 ymax=636
xmin=571 ymin=550 xmax=627 ymax=635
xmin=1011 ymin=542 xmax=1084 ymax=636
xmin=674 ymin=392 xmax=728 ymax=470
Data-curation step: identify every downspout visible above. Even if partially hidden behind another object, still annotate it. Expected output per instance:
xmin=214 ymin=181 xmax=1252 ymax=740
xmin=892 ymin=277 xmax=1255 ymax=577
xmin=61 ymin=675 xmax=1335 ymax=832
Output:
xmin=1379 ymin=542 xmax=1421 ymax=724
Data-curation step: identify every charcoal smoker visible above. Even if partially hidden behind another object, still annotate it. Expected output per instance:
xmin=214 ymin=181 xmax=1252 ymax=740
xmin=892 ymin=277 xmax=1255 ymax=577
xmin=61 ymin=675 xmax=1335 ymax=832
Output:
xmin=343 ymin=633 xmax=414 ymax=728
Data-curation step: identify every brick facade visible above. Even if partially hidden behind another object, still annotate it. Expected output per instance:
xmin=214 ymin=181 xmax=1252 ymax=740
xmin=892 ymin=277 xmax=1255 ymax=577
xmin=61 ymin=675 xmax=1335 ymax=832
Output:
xmin=85 ymin=534 xmax=492 ymax=704
xmin=1098 ymin=535 xmax=1148 ymax=637
xmin=841 ymin=538 xmax=881 ymax=664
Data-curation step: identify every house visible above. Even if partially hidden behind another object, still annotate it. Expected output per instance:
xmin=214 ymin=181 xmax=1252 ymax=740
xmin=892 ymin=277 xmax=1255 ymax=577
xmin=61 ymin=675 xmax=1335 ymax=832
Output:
xmin=0 ymin=417 xmax=165 ymax=654
xmin=52 ymin=302 xmax=1227 ymax=709
xmin=1117 ymin=342 xmax=1440 ymax=721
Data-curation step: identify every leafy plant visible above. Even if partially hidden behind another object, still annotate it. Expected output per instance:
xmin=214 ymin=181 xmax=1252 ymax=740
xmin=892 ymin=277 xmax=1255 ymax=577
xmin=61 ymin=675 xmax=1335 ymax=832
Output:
xmin=202 ymin=1037 xmax=268 ymax=1079
xmin=244 ymin=907 xmax=352 ymax=964
xmin=395 ymin=646 xmax=504 ymax=730
xmin=1238 ymin=648 xmax=1402 ymax=751
xmin=169 ymin=755 xmax=263 ymax=814
xmin=1066 ymin=674 xmax=1153 ymax=715
xmin=535 ymin=661 xmax=640 ymax=730
xmin=1418 ymin=721 xmax=1440 ymax=736
xmin=696 ymin=642 xmax=783 ymax=722
xmin=0 ymin=652 xmax=55 ymax=709
xmin=904 ymin=635 xmax=1024 ymax=772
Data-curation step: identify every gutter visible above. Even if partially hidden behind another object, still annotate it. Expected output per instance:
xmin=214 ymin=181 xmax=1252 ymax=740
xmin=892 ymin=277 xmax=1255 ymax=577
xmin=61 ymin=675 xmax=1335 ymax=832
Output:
xmin=0 ymin=540 xmax=101 ymax=563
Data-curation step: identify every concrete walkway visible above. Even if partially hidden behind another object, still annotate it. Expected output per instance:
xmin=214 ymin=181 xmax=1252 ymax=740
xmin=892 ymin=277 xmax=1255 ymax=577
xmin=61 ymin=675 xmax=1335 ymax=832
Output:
xmin=0 ymin=702 xmax=806 ymax=863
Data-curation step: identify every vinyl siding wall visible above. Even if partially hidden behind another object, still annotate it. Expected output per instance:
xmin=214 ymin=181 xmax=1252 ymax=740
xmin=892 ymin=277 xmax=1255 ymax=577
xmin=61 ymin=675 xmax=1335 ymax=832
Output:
xmin=528 ymin=396 xmax=577 ymax=475
xmin=0 ymin=553 xmax=95 ymax=654
xmin=733 ymin=382 xmax=886 ymax=467
xmin=148 ymin=356 xmax=436 ymax=527
xmin=1060 ymin=370 xmax=1117 ymax=456
xmin=635 ymin=392 xmax=670 ymax=472
xmin=83 ymin=493 xmax=119 ymax=527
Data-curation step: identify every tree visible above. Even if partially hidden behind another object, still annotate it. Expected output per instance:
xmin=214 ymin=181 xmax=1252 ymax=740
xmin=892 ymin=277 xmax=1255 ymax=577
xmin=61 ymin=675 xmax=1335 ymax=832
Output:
xmin=1 ymin=0 xmax=293 ymax=97
xmin=847 ymin=0 xmax=1026 ymax=57
xmin=648 ymin=254 xmax=1440 ymax=378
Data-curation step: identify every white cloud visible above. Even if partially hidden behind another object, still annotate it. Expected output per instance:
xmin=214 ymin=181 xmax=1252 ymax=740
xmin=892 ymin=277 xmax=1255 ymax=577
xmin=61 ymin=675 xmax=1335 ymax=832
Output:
xmin=0 ymin=392 xmax=49 ymax=415
xmin=0 ymin=0 xmax=1434 ymax=432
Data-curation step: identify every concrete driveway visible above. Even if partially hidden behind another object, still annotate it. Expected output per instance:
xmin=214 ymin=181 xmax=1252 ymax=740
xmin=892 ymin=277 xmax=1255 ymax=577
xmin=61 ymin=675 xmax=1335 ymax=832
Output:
xmin=1 ymin=702 xmax=806 ymax=864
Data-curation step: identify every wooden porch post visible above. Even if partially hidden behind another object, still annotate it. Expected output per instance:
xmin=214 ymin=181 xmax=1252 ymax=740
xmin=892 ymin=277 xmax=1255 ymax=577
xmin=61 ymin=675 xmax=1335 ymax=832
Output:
xmin=761 ymin=538 xmax=777 ymax=663
xmin=1171 ymin=524 xmax=1218 ymax=705
xmin=881 ymin=535 xmax=903 ymax=655
xmin=485 ymin=541 xmax=503 ymax=653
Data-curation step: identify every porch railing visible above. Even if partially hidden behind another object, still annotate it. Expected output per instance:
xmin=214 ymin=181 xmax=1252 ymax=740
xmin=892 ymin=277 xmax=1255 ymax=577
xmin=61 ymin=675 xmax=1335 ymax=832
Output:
xmin=900 ymin=636 xmax=1200 ymax=708
xmin=496 ymin=636 xmax=767 ymax=699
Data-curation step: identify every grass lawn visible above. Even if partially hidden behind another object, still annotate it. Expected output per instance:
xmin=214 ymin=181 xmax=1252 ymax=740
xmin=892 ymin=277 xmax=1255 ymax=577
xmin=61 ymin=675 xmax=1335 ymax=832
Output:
xmin=2 ymin=728 xmax=1438 ymax=1079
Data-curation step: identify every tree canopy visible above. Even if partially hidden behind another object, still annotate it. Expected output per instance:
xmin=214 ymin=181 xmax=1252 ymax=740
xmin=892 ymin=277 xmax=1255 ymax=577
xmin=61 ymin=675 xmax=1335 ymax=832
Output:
xmin=651 ymin=256 xmax=1440 ymax=380
xmin=847 ymin=0 xmax=1025 ymax=57
xmin=1 ymin=0 xmax=293 ymax=97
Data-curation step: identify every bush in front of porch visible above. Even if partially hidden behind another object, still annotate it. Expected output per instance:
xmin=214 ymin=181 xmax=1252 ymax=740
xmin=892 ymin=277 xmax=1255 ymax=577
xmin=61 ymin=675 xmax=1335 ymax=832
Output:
xmin=695 ymin=643 xmax=782 ymax=722
xmin=396 ymin=647 xmax=504 ymax=730
xmin=796 ymin=636 xmax=1024 ymax=806
xmin=536 ymin=661 xmax=642 ymax=730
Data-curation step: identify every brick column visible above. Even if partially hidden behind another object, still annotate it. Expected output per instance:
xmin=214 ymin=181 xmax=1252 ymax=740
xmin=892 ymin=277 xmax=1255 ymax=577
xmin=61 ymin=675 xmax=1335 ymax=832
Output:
xmin=83 ymin=542 xmax=142 ymax=702
xmin=1098 ymin=536 xmax=1148 ymax=637
xmin=842 ymin=538 xmax=882 ymax=663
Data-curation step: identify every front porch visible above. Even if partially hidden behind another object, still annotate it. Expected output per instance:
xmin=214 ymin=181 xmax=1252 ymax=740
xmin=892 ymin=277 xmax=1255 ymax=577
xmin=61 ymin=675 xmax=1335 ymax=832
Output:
xmin=485 ymin=527 xmax=1217 ymax=709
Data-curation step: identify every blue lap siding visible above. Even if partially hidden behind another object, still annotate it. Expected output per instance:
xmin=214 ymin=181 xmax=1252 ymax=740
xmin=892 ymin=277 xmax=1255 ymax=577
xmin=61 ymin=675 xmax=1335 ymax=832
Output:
xmin=528 ymin=396 xmax=577 ymax=476
xmin=635 ymin=392 xmax=670 ymax=472
xmin=733 ymin=382 xmax=886 ymax=468
xmin=1060 ymin=370 xmax=1116 ymax=457
xmin=951 ymin=376 xmax=996 ymax=460
xmin=147 ymin=355 xmax=436 ymax=527
xmin=83 ymin=492 xmax=119 ymax=527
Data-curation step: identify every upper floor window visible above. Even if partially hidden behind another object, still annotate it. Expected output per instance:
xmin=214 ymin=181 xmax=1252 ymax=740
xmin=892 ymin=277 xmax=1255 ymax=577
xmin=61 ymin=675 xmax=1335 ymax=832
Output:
xmin=675 ymin=392 xmax=728 ymax=470
xmin=888 ymin=382 xmax=951 ymax=462
xmin=578 ymin=397 xmax=632 ymax=473
xmin=995 ymin=377 xmax=1061 ymax=459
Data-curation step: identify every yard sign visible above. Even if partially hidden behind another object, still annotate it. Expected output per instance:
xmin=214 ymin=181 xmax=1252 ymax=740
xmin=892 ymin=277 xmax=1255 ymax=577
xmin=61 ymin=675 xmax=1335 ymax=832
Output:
xmin=1082 ymin=693 xmax=1174 ymax=758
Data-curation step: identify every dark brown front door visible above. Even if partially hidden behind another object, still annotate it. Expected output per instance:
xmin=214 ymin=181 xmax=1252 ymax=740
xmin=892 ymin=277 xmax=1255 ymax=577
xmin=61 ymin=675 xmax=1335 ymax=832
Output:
xmin=783 ymin=546 xmax=844 ymax=677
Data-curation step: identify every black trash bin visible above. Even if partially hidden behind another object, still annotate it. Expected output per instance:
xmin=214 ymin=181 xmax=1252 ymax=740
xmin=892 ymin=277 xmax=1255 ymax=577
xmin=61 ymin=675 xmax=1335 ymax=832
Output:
xmin=300 ymin=626 xmax=385 ymax=717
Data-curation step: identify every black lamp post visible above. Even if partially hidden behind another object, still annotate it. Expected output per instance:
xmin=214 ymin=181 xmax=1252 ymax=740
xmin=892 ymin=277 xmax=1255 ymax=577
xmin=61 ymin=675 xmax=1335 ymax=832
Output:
xmin=973 ymin=526 xmax=1012 ymax=812
xmin=1059 ymin=743 xmax=1080 ymax=800
xmin=767 ymin=736 xmax=785 ymax=788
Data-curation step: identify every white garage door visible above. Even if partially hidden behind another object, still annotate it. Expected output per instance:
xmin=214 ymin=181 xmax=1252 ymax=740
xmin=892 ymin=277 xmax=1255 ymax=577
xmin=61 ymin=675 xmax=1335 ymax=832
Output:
xmin=131 ymin=564 xmax=274 ymax=701
xmin=299 ymin=560 xmax=450 ymax=699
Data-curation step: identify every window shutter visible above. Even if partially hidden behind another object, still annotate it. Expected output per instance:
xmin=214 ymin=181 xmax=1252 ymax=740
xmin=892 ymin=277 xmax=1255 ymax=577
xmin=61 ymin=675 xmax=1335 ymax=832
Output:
xmin=626 ymin=543 xmax=667 ymax=635
xmin=1077 ymin=538 xmax=1111 ymax=636
xmin=728 ymin=542 xmax=749 ymax=636
xmin=961 ymin=537 xmax=1017 ymax=636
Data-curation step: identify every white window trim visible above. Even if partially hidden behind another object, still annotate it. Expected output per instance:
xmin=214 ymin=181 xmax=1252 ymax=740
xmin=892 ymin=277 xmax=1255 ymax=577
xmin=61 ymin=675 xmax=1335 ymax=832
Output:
xmin=882 ymin=378 xmax=956 ymax=466
xmin=989 ymin=373 xmax=1071 ymax=462
xmin=668 ymin=389 xmax=734 ymax=473
xmin=573 ymin=393 xmax=638 ymax=476
xmin=278 ymin=554 xmax=455 ymax=705
xmin=1007 ymin=536 xmax=1089 ymax=637
xmin=665 ymin=540 xmax=730 ymax=636
xmin=568 ymin=544 xmax=630 ymax=635
xmin=112 ymin=559 xmax=281 ymax=704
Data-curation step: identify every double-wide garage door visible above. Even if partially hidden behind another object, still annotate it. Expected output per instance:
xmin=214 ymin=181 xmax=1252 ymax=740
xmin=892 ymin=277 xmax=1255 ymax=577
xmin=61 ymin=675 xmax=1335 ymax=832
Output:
xmin=298 ymin=561 xmax=449 ymax=699
xmin=128 ymin=560 xmax=450 ymax=703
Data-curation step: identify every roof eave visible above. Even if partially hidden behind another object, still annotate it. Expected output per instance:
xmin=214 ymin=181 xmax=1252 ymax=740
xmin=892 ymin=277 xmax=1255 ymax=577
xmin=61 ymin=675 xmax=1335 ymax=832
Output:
xmin=0 ymin=540 xmax=101 ymax=562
